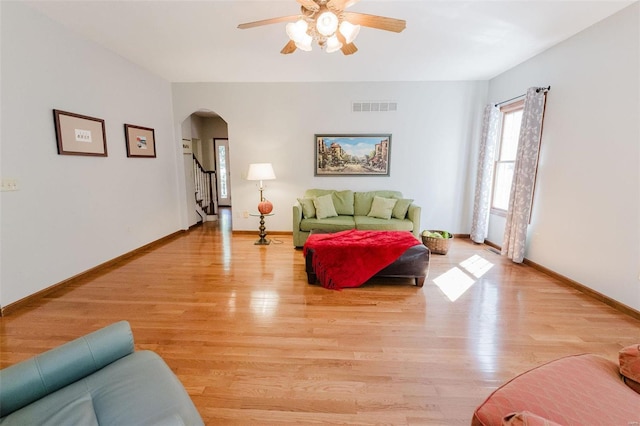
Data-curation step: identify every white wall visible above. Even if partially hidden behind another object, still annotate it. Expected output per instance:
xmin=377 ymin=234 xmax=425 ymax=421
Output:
xmin=487 ymin=3 xmax=640 ymax=311
xmin=172 ymin=81 xmax=488 ymax=235
xmin=179 ymin=115 xmax=200 ymax=227
xmin=0 ymin=2 xmax=181 ymax=307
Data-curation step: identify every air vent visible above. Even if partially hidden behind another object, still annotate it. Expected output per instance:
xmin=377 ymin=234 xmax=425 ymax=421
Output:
xmin=352 ymin=101 xmax=398 ymax=113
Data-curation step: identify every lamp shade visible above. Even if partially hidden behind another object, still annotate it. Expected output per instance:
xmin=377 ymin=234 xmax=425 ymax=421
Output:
xmin=247 ymin=163 xmax=276 ymax=181
xmin=325 ymin=35 xmax=343 ymax=53
xmin=339 ymin=21 xmax=360 ymax=44
xmin=286 ymin=19 xmax=308 ymax=43
xmin=316 ymin=11 xmax=339 ymax=36
xmin=295 ymin=33 xmax=313 ymax=51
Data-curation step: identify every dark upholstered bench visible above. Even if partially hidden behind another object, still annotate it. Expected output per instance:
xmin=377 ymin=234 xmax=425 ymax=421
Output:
xmin=304 ymin=231 xmax=430 ymax=287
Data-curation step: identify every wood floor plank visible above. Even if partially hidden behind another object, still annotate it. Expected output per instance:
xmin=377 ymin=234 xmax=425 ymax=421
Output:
xmin=1 ymin=208 xmax=639 ymax=425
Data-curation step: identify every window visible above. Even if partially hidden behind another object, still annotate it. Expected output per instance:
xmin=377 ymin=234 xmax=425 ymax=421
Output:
xmin=218 ymin=145 xmax=228 ymax=198
xmin=491 ymin=100 xmax=524 ymax=214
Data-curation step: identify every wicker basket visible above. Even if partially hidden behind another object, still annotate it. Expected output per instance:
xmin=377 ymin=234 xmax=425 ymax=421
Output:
xmin=421 ymin=230 xmax=453 ymax=255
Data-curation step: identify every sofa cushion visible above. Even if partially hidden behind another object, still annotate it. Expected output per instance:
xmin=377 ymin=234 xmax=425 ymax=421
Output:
xmin=367 ymin=196 xmax=398 ymax=220
xmin=332 ymin=190 xmax=354 ymax=215
xmin=300 ymin=216 xmax=355 ymax=232
xmin=392 ymin=198 xmax=413 ymax=219
xmin=471 ymin=354 xmax=640 ymax=426
xmin=297 ymin=198 xmax=316 ymax=219
xmin=619 ymin=344 xmax=640 ymax=394
xmin=1 ymin=384 xmax=101 ymax=426
xmin=313 ymin=194 xmax=338 ymax=219
xmin=355 ymin=216 xmax=414 ymax=232
xmin=50 ymin=395 xmax=100 ymax=426
xmin=304 ymin=189 xmax=335 ymax=199
xmin=0 ymin=351 xmax=203 ymax=426
xmin=354 ymin=191 xmax=403 ymax=216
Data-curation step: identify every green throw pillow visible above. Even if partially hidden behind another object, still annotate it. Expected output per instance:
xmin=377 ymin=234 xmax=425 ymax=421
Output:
xmin=297 ymin=198 xmax=316 ymax=219
xmin=313 ymin=194 xmax=338 ymax=219
xmin=367 ymin=196 xmax=397 ymax=220
xmin=332 ymin=190 xmax=354 ymax=215
xmin=392 ymin=198 xmax=413 ymax=219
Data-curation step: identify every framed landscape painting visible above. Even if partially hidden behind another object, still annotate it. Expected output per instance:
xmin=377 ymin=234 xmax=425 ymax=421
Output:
xmin=315 ymin=134 xmax=391 ymax=176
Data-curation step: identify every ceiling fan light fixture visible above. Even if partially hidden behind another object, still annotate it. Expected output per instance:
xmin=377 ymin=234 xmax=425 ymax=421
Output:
xmin=286 ymin=19 xmax=309 ymax=43
xmin=316 ymin=11 xmax=339 ymax=36
xmin=339 ymin=20 xmax=360 ymax=44
xmin=325 ymin=35 xmax=343 ymax=53
xmin=295 ymin=33 xmax=313 ymax=51
xmin=238 ymin=0 xmax=407 ymax=56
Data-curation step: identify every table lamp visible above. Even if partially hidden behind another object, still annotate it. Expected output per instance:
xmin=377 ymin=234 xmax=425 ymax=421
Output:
xmin=247 ymin=163 xmax=276 ymax=214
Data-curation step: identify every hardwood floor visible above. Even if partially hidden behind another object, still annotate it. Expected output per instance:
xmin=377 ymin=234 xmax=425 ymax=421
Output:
xmin=2 ymin=209 xmax=639 ymax=425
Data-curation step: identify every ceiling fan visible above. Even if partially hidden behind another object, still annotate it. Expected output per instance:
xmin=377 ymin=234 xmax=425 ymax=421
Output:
xmin=237 ymin=0 xmax=406 ymax=55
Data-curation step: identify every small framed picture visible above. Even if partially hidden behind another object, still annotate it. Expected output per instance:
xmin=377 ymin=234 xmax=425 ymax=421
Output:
xmin=53 ymin=110 xmax=108 ymax=156
xmin=315 ymin=134 xmax=391 ymax=176
xmin=124 ymin=124 xmax=156 ymax=158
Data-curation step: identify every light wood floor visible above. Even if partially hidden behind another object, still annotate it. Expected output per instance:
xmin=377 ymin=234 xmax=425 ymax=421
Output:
xmin=2 ymin=209 xmax=639 ymax=425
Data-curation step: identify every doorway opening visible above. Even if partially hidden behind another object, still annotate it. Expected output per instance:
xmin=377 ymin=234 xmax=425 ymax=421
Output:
xmin=180 ymin=110 xmax=230 ymax=227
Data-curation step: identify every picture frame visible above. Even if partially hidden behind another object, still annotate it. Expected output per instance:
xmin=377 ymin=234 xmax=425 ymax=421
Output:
xmin=53 ymin=109 xmax=108 ymax=156
xmin=124 ymin=124 xmax=156 ymax=158
xmin=315 ymin=134 xmax=391 ymax=176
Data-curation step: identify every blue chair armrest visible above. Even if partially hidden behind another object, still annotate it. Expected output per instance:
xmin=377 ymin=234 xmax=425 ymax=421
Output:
xmin=0 ymin=320 xmax=134 ymax=417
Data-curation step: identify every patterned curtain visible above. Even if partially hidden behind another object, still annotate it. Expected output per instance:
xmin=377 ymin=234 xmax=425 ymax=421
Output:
xmin=502 ymin=87 xmax=548 ymax=263
xmin=470 ymin=105 xmax=500 ymax=243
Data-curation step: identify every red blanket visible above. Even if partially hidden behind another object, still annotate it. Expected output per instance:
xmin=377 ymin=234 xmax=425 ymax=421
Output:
xmin=303 ymin=230 xmax=421 ymax=290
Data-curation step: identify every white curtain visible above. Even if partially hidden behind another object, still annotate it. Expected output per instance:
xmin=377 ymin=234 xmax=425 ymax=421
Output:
xmin=502 ymin=87 xmax=548 ymax=263
xmin=470 ymin=105 xmax=500 ymax=243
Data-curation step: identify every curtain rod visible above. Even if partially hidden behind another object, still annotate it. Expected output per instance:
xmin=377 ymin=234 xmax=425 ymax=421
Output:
xmin=494 ymin=86 xmax=551 ymax=107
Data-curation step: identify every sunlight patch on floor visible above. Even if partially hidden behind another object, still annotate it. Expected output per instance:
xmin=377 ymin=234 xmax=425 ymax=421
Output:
xmin=432 ymin=255 xmax=494 ymax=302
xmin=460 ymin=254 xmax=494 ymax=278
xmin=433 ymin=267 xmax=476 ymax=302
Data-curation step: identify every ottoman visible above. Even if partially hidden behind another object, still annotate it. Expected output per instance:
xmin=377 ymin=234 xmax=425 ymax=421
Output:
xmin=305 ymin=230 xmax=430 ymax=287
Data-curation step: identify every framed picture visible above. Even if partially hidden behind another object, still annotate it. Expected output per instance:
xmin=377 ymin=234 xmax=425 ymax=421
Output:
xmin=124 ymin=124 xmax=156 ymax=158
xmin=53 ymin=110 xmax=107 ymax=156
xmin=315 ymin=134 xmax=391 ymax=176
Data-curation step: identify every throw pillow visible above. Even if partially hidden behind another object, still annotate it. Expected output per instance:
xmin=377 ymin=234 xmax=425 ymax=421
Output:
xmin=619 ymin=344 xmax=640 ymax=394
xmin=332 ymin=190 xmax=354 ymax=215
xmin=392 ymin=198 xmax=413 ymax=219
xmin=367 ymin=196 xmax=398 ymax=220
xmin=502 ymin=412 xmax=562 ymax=426
xmin=297 ymin=198 xmax=316 ymax=219
xmin=313 ymin=194 xmax=338 ymax=220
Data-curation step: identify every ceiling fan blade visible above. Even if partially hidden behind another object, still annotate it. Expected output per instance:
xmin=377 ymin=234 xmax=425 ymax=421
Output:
xmin=343 ymin=12 xmax=406 ymax=33
xmin=296 ymin=0 xmax=319 ymax=12
xmin=336 ymin=31 xmax=357 ymax=55
xmin=238 ymin=15 xmax=299 ymax=30
xmin=327 ymin=0 xmax=360 ymax=11
xmin=341 ymin=42 xmax=358 ymax=55
xmin=281 ymin=40 xmax=297 ymax=55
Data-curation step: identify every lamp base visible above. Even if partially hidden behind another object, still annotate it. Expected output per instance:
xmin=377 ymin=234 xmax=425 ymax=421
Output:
xmin=254 ymin=238 xmax=271 ymax=246
xmin=254 ymin=213 xmax=270 ymax=245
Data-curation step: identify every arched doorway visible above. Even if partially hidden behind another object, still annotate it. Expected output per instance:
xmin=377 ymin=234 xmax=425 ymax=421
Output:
xmin=180 ymin=109 xmax=230 ymax=226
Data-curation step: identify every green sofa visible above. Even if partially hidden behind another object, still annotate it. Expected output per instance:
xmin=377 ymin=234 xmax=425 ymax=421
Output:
xmin=0 ymin=321 xmax=203 ymax=426
xmin=293 ymin=189 xmax=421 ymax=247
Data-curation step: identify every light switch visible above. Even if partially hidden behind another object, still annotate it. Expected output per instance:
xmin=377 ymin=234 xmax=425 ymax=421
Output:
xmin=1 ymin=178 xmax=19 ymax=191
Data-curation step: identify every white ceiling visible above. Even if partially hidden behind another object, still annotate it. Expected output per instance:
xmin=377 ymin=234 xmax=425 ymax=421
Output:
xmin=26 ymin=0 xmax=634 ymax=83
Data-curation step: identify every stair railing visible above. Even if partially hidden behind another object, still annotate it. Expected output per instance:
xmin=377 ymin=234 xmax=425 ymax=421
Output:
xmin=193 ymin=155 xmax=216 ymax=216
